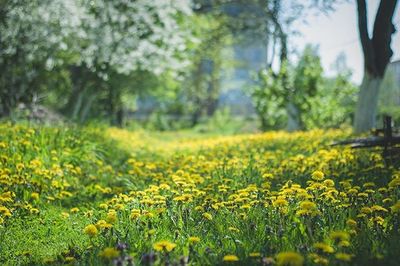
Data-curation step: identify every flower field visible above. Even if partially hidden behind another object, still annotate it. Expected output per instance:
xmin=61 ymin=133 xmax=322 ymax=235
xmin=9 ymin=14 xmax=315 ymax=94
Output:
xmin=0 ymin=124 xmax=399 ymax=265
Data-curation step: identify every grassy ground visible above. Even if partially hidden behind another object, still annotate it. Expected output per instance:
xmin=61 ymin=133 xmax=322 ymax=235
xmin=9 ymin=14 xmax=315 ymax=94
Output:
xmin=0 ymin=123 xmax=399 ymax=265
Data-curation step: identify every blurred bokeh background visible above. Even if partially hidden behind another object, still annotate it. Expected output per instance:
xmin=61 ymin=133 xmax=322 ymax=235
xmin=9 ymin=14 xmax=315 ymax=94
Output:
xmin=1 ymin=0 xmax=399 ymax=133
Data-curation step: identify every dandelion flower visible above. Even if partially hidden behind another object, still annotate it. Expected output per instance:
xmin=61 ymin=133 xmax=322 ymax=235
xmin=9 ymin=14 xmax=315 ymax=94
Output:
xmin=202 ymin=212 xmax=213 ymax=220
xmin=276 ymin=251 xmax=304 ymax=266
xmin=188 ymin=236 xmax=200 ymax=244
xmin=313 ymin=242 xmax=334 ymax=253
xmin=223 ymin=255 xmax=239 ymax=262
xmin=31 ymin=192 xmax=39 ymax=200
xmin=153 ymin=240 xmax=176 ymax=252
xmin=335 ymin=252 xmax=353 ymax=262
xmin=311 ymin=171 xmax=325 ymax=181
xmin=100 ymin=247 xmax=120 ymax=259
xmin=83 ymin=224 xmax=98 ymax=237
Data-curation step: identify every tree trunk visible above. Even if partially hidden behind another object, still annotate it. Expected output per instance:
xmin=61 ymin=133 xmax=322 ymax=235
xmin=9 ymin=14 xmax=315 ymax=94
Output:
xmin=354 ymin=72 xmax=382 ymax=133
xmin=286 ymin=102 xmax=301 ymax=132
xmin=79 ymin=93 xmax=97 ymax=123
xmin=63 ymin=66 xmax=86 ymax=119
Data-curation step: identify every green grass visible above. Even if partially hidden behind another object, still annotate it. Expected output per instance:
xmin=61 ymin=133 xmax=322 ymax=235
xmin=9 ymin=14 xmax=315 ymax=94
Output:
xmin=0 ymin=124 xmax=399 ymax=265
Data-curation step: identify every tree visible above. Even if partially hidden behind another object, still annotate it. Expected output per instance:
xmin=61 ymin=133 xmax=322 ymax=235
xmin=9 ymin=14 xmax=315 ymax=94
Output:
xmin=182 ymin=14 xmax=231 ymax=126
xmin=250 ymin=0 xmax=332 ymax=131
xmin=62 ymin=0 xmax=193 ymax=125
xmin=353 ymin=0 xmax=398 ymax=133
xmin=251 ymin=45 xmax=323 ymax=130
xmin=305 ymin=54 xmax=358 ymax=129
xmin=0 ymin=0 xmax=81 ymax=118
xmin=0 ymin=0 xmax=193 ymax=125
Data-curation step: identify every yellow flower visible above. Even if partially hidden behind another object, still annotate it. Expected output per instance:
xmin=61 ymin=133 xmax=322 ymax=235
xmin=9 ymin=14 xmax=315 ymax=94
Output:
xmin=153 ymin=240 xmax=176 ymax=252
xmin=339 ymin=240 xmax=350 ymax=247
xmin=70 ymin=207 xmax=79 ymax=213
xmin=296 ymin=200 xmax=319 ymax=217
xmin=83 ymin=224 xmax=98 ymax=237
xmin=311 ymin=170 xmax=325 ymax=181
xmin=223 ymin=255 xmax=239 ymax=262
xmin=371 ymin=205 xmax=388 ymax=212
xmin=99 ymin=203 xmax=108 ymax=209
xmin=346 ymin=219 xmax=357 ymax=228
xmin=0 ymin=206 xmax=12 ymax=217
xmin=30 ymin=208 xmax=40 ymax=215
xmin=188 ymin=236 xmax=200 ymax=244
xmin=276 ymin=251 xmax=304 ymax=266
xmin=100 ymin=247 xmax=120 ymax=259
xmin=96 ymin=220 xmax=113 ymax=229
xmin=335 ymin=252 xmax=353 ymax=262
xmin=390 ymin=201 xmax=400 ymax=213
xmin=114 ymin=203 xmax=125 ymax=210
xmin=249 ymin=252 xmax=261 ymax=257
xmin=65 ymin=257 xmax=75 ymax=263
xmin=313 ymin=242 xmax=334 ymax=253
xmin=130 ymin=209 xmax=141 ymax=219
xmin=299 ymin=200 xmax=316 ymax=210
xmin=202 ymin=212 xmax=213 ymax=220
xmin=360 ymin=207 xmax=372 ymax=215
xmin=273 ymin=197 xmax=288 ymax=207
xmin=329 ymin=231 xmax=350 ymax=242
xmin=31 ymin=192 xmax=39 ymax=200
xmin=309 ymin=253 xmax=329 ymax=265
xmin=228 ymin=227 xmax=240 ymax=233
xmin=323 ymin=179 xmax=334 ymax=187
xmin=106 ymin=210 xmax=117 ymax=224
xmin=382 ymin=198 xmax=392 ymax=204
xmin=370 ymin=216 xmax=385 ymax=225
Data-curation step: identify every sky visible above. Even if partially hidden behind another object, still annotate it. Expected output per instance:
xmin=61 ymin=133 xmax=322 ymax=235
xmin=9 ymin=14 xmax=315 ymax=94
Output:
xmin=294 ymin=0 xmax=400 ymax=84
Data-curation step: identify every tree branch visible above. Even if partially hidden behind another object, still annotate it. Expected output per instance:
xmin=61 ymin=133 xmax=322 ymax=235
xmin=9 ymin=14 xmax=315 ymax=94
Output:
xmin=372 ymin=0 xmax=398 ymax=76
xmin=356 ymin=0 xmax=375 ymax=75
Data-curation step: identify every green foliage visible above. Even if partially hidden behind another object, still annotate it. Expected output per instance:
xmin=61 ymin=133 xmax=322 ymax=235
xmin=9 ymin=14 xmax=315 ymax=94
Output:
xmin=250 ymin=45 xmax=357 ymax=131
xmin=304 ymin=73 xmax=358 ymax=129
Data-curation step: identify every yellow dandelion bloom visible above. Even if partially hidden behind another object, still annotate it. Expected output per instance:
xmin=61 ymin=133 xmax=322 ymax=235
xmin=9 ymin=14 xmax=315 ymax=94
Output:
xmin=371 ymin=205 xmax=388 ymax=212
xmin=106 ymin=210 xmax=117 ymax=224
xmin=96 ymin=220 xmax=113 ymax=229
xmin=273 ymin=198 xmax=288 ymax=207
xmin=188 ymin=236 xmax=200 ymax=244
xmin=83 ymin=224 xmax=98 ymax=237
xmin=153 ymin=240 xmax=176 ymax=252
xmin=202 ymin=212 xmax=213 ymax=220
xmin=391 ymin=201 xmax=400 ymax=213
xmin=223 ymin=255 xmax=239 ymax=262
xmin=99 ymin=247 xmax=120 ymax=259
xmin=330 ymin=231 xmax=350 ymax=242
xmin=309 ymin=253 xmax=329 ymax=265
xmin=313 ymin=242 xmax=334 ymax=253
xmin=335 ymin=252 xmax=353 ymax=262
xmin=276 ymin=251 xmax=304 ymax=266
xmin=311 ymin=170 xmax=325 ymax=181
xmin=31 ymin=192 xmax=39 ymax=200
xmin=70 ymin=207 xmax=79 ymax=213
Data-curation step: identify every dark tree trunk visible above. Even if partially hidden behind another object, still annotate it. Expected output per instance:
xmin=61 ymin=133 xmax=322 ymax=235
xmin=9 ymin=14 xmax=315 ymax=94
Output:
xmin=63 ymin=65 xmax=86 ymax=120
xmin=354 ymin=0 xmax=398 ymax=133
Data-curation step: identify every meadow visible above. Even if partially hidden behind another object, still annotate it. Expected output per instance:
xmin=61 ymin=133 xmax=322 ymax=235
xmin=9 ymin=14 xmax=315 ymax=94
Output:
xmin=0 ymin=123 xmax=399 ymax=265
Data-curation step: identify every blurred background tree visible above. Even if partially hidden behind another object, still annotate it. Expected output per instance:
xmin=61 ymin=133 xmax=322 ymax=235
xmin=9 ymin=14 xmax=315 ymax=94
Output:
xmin=0 ymin=0 xmax=398 ymax=133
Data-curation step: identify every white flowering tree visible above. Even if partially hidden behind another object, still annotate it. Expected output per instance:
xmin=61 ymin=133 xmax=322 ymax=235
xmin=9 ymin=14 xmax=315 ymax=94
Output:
xmin=0 ymin=0 xmax=83 ymax=117
xmin=64 ymin=0 xmax=193 ymax=125
xmin=0 ymin=0 xmax=193 ymax=124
